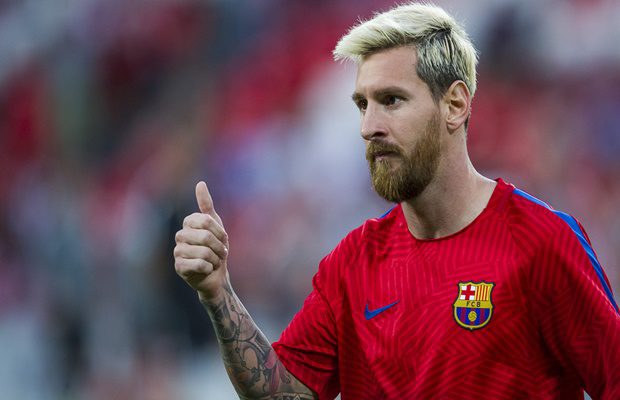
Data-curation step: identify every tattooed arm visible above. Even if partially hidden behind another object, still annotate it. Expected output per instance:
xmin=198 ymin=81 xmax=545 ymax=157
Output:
xmin=174 ymin=182 xmax=316 ymax=399
xmin=200 ymin=282 xmax=316 ymax=400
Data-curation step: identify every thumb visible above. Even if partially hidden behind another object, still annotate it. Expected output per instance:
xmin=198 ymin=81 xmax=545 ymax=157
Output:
xmin=195 ymin=181 xmax=216 ymax=216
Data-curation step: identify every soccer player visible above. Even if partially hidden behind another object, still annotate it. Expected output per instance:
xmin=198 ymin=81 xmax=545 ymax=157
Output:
xmin=173 ymin=3 xmax=620 ymax=399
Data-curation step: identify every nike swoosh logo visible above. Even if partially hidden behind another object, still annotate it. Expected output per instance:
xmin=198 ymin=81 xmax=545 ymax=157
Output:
xmin=364 ymin=300 xmax=399 ymax=320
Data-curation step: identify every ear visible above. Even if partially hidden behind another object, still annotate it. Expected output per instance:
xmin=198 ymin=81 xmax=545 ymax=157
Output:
xmin=443 ymin=80 xmax=471 ymax=133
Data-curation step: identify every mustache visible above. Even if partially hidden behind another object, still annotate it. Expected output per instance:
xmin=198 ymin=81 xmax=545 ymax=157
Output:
xmin=366 ymin=141 xmax=402 ymax=160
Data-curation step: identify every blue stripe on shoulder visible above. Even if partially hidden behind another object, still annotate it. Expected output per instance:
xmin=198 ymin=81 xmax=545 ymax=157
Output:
xmin=513 ymin=188 xmax=619 ymax=314
xmin=379 ymin=207 xmax=395 ymax=219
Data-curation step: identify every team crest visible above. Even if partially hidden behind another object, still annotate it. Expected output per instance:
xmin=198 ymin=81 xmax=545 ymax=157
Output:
xmin=453 ymin=281 xmax=495 ymax=330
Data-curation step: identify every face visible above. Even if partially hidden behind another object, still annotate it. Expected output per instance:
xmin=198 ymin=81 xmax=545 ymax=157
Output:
xmin=353 ymin=46 xmax=442 ymax=202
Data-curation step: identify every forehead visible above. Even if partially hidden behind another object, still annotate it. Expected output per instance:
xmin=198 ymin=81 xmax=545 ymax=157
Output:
xmin=355 ymin=46 xmax=426 ymax=93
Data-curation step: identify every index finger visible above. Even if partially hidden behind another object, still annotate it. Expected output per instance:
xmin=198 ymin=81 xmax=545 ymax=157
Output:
xmin=184 ymin=213 xmax=228 ymax=245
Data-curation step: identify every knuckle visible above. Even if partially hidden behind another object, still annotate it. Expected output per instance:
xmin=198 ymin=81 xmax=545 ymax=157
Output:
xmin=201 ymin=247 xmax=215 ymax=261
xmin=175 ymin=230 xmax=184 ymax=243
xmin=200 ymin=230 xmax=213 ymax=243
xmin=204 ymin=215 xmax=222 ymax=231
xmin=183 ymin=213 xmax=201 ymax=227
xmin=202 ymin=215 xmax=213 ymax=227
xmin=200 ymin=260 xmax=214 ymax=274
xmin=196 ymin=213 xmax=208 ymax=224
xmin=192 ymin=259 xmax=205 ymax=271
xmin=173 ymin=243 xmax=186 ymax=258
xmin=214 ymin=243 xmax=227 ymax=257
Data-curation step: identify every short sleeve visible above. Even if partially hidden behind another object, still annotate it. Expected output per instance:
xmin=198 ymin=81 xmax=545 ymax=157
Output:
xmin=272 ymin=263 xmax=340 ymax=400
xmin=528 ymin=215 xmax=620 ymax=399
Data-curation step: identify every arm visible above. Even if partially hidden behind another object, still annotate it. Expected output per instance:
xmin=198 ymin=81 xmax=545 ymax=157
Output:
xmin=174 ymin=182 xmax=316 ymax=400
xmin=200 ymin=281 xmax=315 ymax=400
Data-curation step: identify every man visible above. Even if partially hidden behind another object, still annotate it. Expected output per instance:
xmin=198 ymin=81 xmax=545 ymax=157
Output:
xmin=173 ymin=3 xmax=620 ymax=399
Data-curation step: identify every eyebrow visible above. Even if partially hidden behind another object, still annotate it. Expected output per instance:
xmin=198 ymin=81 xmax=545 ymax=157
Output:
xmin=351 ymin=92 xmax=364 ymax=103
xmin=351 ymin=86 xmax=410 ymax=103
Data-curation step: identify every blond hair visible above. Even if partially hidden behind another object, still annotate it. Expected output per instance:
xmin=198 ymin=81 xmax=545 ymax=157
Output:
xmin=333 ymin=2 xmax=478 ymax=101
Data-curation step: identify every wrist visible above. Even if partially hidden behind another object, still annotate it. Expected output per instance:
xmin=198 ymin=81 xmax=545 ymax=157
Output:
xmin=197 ymin=288 xmax=223 ymax=305
xmin=197 ymin=276 xmax=231 ymax=306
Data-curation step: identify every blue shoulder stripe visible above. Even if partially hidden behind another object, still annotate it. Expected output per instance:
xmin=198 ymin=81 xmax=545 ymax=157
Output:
xmin=379 ymin=207 xmax=395 ymax=219
xmin=513 ymin=188 xmax=619 ymax=314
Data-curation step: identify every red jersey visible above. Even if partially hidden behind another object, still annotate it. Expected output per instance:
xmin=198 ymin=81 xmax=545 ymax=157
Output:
xmin=272 ymin=179 xmax=620 ymax=399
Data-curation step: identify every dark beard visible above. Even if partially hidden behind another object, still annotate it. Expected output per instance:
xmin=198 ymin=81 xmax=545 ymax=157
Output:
xmin=366 ymin=114 xmax=441 ymax=203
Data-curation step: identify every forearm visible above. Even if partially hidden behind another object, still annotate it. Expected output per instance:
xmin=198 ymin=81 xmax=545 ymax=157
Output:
xmin=200 ymin=283 xmax=315 ymax=400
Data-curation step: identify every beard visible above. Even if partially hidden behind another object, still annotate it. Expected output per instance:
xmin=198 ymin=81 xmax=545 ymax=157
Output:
xmin=366 ymin=114 xmax=441 ymax=203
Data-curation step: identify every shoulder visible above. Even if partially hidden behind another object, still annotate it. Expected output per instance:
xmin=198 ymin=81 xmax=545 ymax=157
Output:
xmin=326 ymin=205 xmax=403 ymax=258
xmin=359 ymin=204 xmax=404 ymax=243
xmin=499 ymin=183 xmax=583 ymax=255
xmin=501 ymin=182 xmax=619 ymax=315
xmin=317 ymin=205 xmax=403 ymax=277
xmin=500 ymin=182 xmax=610 ymax=290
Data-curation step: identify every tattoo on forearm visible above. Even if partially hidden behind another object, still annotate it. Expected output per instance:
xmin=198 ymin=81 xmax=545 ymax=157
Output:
xmin=203 ymin=284 xmax=315 ymax=400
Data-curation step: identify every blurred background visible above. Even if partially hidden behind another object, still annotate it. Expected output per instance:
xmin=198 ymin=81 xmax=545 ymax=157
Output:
xmin=0 ymin=0 xmax=619 ymax=398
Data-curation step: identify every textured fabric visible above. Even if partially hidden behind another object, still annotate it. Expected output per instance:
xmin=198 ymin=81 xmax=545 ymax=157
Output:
xmin=272 ymin=179 xmax=620 ymax=400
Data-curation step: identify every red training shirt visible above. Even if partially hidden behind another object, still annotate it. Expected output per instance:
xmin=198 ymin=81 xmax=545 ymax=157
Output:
xmin=272 ymin=179 xmax=620 ymax=399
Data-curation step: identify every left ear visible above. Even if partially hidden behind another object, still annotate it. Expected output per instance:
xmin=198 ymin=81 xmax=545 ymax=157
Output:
xmin=442 ymin=80 xmax=471 ymax=133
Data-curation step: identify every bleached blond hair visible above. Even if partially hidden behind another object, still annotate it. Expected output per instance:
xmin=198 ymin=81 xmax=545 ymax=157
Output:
xmin=334 ymin=2 xmax=478 ymax=101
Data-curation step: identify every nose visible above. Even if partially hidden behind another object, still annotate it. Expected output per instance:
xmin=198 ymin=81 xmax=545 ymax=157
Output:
xmin=360 ymin=103 xmax=387 ymax=141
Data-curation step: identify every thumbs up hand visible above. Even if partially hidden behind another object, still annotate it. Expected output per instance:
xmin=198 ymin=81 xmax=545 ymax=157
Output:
xmin=174 ymin=182 xmax=230 ymax=300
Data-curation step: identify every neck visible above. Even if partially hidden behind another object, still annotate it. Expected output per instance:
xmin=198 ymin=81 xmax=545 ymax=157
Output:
xmin=400 ymin=158 xmax=496 ymax=240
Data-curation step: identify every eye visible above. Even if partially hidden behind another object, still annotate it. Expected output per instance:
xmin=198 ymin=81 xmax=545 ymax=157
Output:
xmin=356 ymin=99 xmax=368 ymax=112
xmin=383 ymin=95 xmax=402 ymax=107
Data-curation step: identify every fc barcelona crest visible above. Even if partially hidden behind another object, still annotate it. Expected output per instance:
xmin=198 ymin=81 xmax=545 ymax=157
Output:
xmin=453 ymin=281 xmax=495 ymax=330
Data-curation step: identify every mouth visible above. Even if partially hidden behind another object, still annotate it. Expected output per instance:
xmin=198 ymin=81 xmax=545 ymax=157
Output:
xmin=366 ymin=142 xmax=402 ymax=163
xmin=372 ymin=151 xmax=399 ymax=161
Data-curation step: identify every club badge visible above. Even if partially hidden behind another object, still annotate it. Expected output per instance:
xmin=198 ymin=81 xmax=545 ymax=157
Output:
xmin=453 ymin=281 xmax=495 ymax=330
